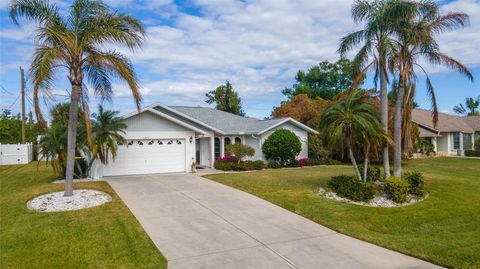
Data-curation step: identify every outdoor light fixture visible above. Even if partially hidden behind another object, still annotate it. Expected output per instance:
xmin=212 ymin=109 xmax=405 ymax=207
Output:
xmin=189 ymin=136 xmax=193 ymax=143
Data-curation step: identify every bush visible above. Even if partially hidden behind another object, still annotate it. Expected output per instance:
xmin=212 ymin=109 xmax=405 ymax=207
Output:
xmin=298 ymin=157 xmax=309 ymax=167
xmin=225 ymin=143 xmax=255 ymax=162
xmin=214 ymin=158 xmax=265 ymax=171
xmin=465 ymin=150 xmax=480 ymax=157
xmin=475 ymin=138 xmax=480 ymax=150
xmin=262 ymin=129 xmax=301 ymax=166
xmin=327 ymin=175 xmax=377 ymax=202
xmin=358 ymin=166 xmax=382 ymax=182
xmin=267 ymin=161 xmax=282 ymax=169
xmin=384 ymin=177 xmax=410 ymax=203
xmin=404 ymin=171 xmax=425 ymax=196
xmin=308 ymin=135 xmax=332 ymax=163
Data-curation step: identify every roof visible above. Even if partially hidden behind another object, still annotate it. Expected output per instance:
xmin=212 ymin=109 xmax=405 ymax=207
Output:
xmin=412 ymin=109 xmax=474 ymax=133
xmin=418 ymin=126 xmax=440 ymax=138
xmin=463 ymin=116 xmax=480 ymax=131
xmin=166 ymin=106 xmax=318 ymax=135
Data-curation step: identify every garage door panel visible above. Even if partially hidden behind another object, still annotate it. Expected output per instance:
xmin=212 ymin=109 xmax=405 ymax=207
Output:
xmin=103 ymin=139 xmax=186 ymax=176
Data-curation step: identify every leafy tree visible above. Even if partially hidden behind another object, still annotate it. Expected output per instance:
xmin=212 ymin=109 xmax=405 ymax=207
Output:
xmin=0 ymin=109 xmax=41 ymax=145
xmin=10 ymin=0 xmax=145 ymax=196
xmin=388 ymin=0 xmax=473 ymax=177
xmin=339 ymin=0 xmax=398 ymax=178
xmin=225 ymin=143 xmax=255 ymax=163
xmin=320 ymin=90 xmax=388 ymax=181
xmin=282 ymin=59 xmax=355 ymax=101
xmin=262 ymin=129 xmax=301 ymax=166
xmin=453 ymin=96 xmax=480 ymax=116
xmin=206 ymin=81 xmax=245 ymax=116
xmin=272 ymin=94 xmax=329 ymax=130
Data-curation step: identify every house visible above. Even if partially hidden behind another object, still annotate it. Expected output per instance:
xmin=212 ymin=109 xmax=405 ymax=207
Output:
xmin=412 ymin=109 xmax=480 ymax=156
xmin=90 ymin=104 xmax=318 ymax=178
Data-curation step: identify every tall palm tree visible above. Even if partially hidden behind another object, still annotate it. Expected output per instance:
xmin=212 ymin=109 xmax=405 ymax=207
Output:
xmin=453 ymin=96 xmax=480 ymax=116
xmin=339 ymin=0 xmax=396 ymax=178
xmin=320 ymin=90 xmax=388 ymax=180
xmin=10 ymin=0 xmax=145 ymax=196
xmin=387 ymin=0 xmax=473 ymax=177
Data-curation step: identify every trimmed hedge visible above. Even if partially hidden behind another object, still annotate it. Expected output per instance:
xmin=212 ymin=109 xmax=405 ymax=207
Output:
xmin=465 ymin=150 xmax=480 ymax=157
xmin=214 ymin=159 xmax=266 ymax=171
xmin=404 ymin=171 xmax=425 ymax=196
xmin=358 ymin=166 xmax=382 ymax=182
xmin=327 ymin=175 xmax=377 ymax=202
xmin=384 ymin=177 xmax=410 ymax=203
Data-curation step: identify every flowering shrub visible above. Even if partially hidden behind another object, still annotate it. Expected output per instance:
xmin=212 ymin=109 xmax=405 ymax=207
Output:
xmin=298 ymin=158 xmax=309 ymax=167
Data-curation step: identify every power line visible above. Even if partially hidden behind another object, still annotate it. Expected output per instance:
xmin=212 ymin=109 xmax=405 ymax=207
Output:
xmin=6 ymin=94 xmax=21 ymax=110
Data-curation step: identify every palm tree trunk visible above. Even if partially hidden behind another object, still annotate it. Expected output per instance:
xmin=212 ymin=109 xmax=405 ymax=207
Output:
xmin=379 ymin=61 xmax=390 ymax=178
xmin=363 ymin=145 xmax=369 ymax=182
xmin=393 ymin=72 xmax=405 ymax=178
xmin=64 ymin=82 xmax=81 ymax=196
xmin=347 ymin=144 xmax=362 ymax=180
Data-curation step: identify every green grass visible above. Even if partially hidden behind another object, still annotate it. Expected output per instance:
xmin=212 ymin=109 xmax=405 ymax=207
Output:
xmin=0 ymin=163 xmax=167 ymax=269
xmin=205 ymin=157 xmax=480 ymax=268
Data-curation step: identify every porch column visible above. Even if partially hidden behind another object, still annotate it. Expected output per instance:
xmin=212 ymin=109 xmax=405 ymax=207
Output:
xmin=220 ymin=136 xmax=225 ymax=158
xmin=210 ymin=136 xmax=215 ymax=168
xmin=459 ymin=132 xmax=464 ymax=155
xmin=432 ymin=137 xmax=437 ymax=152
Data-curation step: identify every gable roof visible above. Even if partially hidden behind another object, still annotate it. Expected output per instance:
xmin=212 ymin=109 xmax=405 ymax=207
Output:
xmin=463 ymin=116 xmax=480 ymax=131
xmin=167 ymin=106 xmax=319 ymax=135
xmin=412 ymin=109 xmax=474 ymax=133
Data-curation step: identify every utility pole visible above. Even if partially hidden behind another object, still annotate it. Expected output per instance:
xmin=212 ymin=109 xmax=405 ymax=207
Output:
xmin=20 ymin=67 xmax=26 ymax=144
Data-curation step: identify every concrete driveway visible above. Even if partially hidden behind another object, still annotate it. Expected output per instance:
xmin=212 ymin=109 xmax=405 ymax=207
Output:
xmin=106 ymin=173 xmax=438 ymax=269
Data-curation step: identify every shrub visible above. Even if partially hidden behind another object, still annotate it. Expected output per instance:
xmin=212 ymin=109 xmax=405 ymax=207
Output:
xmin=225 ymin=143 xmax=255 ymax=162
xmin=214 ymin=159 xmax=265 ymax=171
xmin=475 ymin=138 xmax=480 ymax=150
xmin=404 ymin=171 xmax=425 ymax=196
xmin=327 ymin=175 xmax=377 ymax=202
xmin=267 ymin=161 xmax=282 ymax=169
xmin=262 ymin=129 xmax=301 ymax=166
xmin=298 ymin=157 xmax=309 ymax=167
xmin=308 ymin=135 xmax=332 ymax=163
xmin=417 ymin=139 xmax=436 ymax=156
xmin=358 ymin=166 xmax=382 ymax=182
xmin=384 ymin=177 xmax=410 ymax=203
xmin=465 ymin=150 xmax=480 ymax=157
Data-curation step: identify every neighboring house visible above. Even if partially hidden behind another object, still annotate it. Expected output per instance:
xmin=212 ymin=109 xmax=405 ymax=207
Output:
xmin=412 ymin=109 xmax=480 ymax=156
xmin=90 ymin=104 xmax=318 ymax=178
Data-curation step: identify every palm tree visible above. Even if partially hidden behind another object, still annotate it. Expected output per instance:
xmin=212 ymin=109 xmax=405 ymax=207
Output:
xmin=90 ymin=105 xmax=127 ymax=166
xmin=453 ymin=96 xmax=480 ymax=116
xmin=339 ymin=0 xmax=396 ymax=178
xmin=38 ymin=122 xmax=68 ymax=176
xmin=387 ymin=0 xmax=473 ymax=177
xmin=320 ymin=90 xmax=388 ymax=180
xmin=10 ymin=0 xmax=145 ymax=196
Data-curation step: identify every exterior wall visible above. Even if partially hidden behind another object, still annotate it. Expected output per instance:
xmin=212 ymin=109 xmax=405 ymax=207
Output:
xmin=198 ymin=137 xmax=211 ymax=166
xmin=0 ymin=143 xmax=33 ymax=165
xmin=260 ymin=122 xmax=308 ymax=161
xmin=436 ymin=133 xmax=449 ymax=155
xmin=244 ymin=135 xmax=262 ymax=161
xmin=90 ymin=112 xmax=197 ymax=178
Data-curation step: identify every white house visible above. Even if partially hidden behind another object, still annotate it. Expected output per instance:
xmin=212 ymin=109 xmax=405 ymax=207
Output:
xmin=90 ymin=104 xmax=318 ymax=178
xmin=412 ymin=109 xmax=479 ymax=156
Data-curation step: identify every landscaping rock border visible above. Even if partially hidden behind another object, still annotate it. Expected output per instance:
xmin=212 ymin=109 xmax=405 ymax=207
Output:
xmin=317 ymin=187 xmax=428 ymax=207
xmin=27 ymin=189 xmax=111 ymax=212
xmin=52 ymin=178 xmax=104 ymax=184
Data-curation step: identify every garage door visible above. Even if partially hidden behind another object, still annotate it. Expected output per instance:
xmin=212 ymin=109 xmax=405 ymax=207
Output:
xmin=103 ymin=139 xmax=186 ymax=176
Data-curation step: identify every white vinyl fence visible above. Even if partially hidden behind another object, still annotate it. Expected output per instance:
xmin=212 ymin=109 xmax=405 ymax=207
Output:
xmin=0 ymin=143 xmax=34 ymax=165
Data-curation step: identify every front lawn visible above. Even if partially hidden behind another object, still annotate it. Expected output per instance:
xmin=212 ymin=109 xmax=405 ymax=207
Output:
xmin=0 ymin=163 xmax=167 ymax=269
xmin=205 ymin=157 xmax=480 ymax=268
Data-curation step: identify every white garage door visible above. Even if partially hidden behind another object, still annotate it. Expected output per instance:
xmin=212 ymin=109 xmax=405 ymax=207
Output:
xmin=103 ymin=139 xmax=186 ymax=176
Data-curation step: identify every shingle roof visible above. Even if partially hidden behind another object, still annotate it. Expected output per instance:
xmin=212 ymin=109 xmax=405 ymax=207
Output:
xmin=412 ymin=109 xmax=474 ymax=133
xmin=166 ymin=106 xmax=289 ymax=134
xmin=418 ymin=126 xmax=441 ymax=137
xmin=463 ymin=116 xmax=480 ymax=131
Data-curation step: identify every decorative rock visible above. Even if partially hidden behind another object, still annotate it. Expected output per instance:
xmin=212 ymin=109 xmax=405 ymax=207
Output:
xmin=52 ymin=178 xmax=104 ymax=184
xmin=317 ymin=187 xmax=428 ymax=207
xmin=27 ymin=189 xmax=111 ymax=212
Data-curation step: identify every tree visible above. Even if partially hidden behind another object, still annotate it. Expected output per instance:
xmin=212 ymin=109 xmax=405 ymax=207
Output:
xmin=282 ymin=59 xmax=355 ymax=101
xmin=271 ymin=94 xmax=329 ymax=130
xmin=320 ymin=90 xmax=388 ymax=181
xmin=262 ymin=129 xmax=301 ymax=166
xmin=453 ymin=96 xmax=480 ymax=116
xmin=0 ymin=109 xmax=41 ymax=144
xmin=225 ymin=143 xmax=254 ymax=163
xmin=10 ymin=0 xmax=145 ymax=196
xmin=206 ymin=81 xmax=245 ymax=116
xmin=38 ymin=122 xmax=68 ymax=176
xmin=339 ymin=0 xmax=397 ymax=178
xmin=388 ymin=0 xmax=473 ymax=177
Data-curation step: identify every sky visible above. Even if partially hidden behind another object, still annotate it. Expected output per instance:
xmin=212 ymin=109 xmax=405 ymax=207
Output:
xmin=0 ymin=0 xmax=479 ymax=121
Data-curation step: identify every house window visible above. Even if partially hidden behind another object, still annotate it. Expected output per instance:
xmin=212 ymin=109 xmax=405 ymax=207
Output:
xmin=214 ymin=138 xmax=220 ymax=158
xmin=463 ymin=133 xmax=473 ymax=150
xmin=224 ymin=137 xmax=231 ymax=152
xmin=452 ymin=133 xmax=460 ymax=150
xmin=234 ymin=137 xmax=241 ymax=144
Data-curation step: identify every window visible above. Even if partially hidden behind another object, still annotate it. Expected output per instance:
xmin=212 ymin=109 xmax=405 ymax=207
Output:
xmin=452 ymin=133 xmax=460 ymax=150
xmin=148 ymin=140 xmax=154 ymax=145
xmin=224 ymin=137 xmax=231 ymax=152
xmin=167 ymin=140 xmax=173 ymax=145
xmin=176 ymin=140 xmax=182 ymax=144
xmin=157 ymin=140 xmax=163 ymax=145
xmin=137 ymin=140 xmax=144 ymax=145
xmin=127 ymin=140 xmax=134 ymax=146
xmin=214 ymin=138 xmax=220 ymax=158
xmin=463 ymin=133 xmax=473 ymax=150
xmin=234 ymin=137 xmax=241 ymax=144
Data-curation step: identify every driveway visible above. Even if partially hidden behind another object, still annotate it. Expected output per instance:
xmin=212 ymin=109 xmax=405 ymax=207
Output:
xmin=106 ymin=173 xmax=438 ymax=269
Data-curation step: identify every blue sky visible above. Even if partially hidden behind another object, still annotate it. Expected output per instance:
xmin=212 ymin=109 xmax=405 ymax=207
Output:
xmin=1 ymin=0 xmax=479 ymax=121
